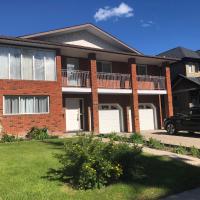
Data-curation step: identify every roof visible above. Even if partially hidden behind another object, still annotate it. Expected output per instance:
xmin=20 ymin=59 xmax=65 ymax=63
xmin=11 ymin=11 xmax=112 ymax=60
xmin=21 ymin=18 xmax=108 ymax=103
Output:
xmin=176 ymin=74 xmax=200 ymax=86
xmin=0 ymin=34 xmax=179 ymax=65
xmin=158 ymin=47 xmax=200 ymax=60
xmin=19 ymin=23 xmax=142 ymax=55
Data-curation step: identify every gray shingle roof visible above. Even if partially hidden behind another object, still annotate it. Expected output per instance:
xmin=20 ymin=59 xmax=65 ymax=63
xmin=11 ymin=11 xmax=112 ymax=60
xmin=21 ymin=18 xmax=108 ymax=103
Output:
xmin=158 ymin=47 xmax=200 ymax=59
xmin=179 ymin=74 xmax=200 ymax=86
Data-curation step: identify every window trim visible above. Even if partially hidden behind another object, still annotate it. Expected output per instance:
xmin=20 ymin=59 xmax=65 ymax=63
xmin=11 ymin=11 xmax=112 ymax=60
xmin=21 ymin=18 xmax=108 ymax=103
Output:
xmin=3 ymin=96 xmax=50 ymax=116
xmin=0 ymin=45 xmax=56 ymax=81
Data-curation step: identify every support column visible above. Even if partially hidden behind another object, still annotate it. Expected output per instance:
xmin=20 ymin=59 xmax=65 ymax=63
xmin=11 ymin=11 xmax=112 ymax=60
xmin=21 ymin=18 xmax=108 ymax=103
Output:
xmin=158 ymin=95 xmax=163 ymax=128
xmin=129 ymin=58 xmax=140 ymax=133
xmin=164 ymin=63 xmax=174 ymax=117
xmin=88 ymin=53 xmax=99 ymax=133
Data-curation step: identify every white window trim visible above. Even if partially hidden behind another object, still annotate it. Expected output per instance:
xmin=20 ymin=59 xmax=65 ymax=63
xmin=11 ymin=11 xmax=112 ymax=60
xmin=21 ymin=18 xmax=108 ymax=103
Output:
xmin=3 ymin=96 xmax=50 ymax=116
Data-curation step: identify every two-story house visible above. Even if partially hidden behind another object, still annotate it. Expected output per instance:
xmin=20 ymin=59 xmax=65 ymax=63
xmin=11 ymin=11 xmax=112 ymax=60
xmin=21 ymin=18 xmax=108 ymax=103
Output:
xmin=159 ymin=47 xmax=200 ymax=113
xmin=0 ymin=24 xmax=176 ymax=136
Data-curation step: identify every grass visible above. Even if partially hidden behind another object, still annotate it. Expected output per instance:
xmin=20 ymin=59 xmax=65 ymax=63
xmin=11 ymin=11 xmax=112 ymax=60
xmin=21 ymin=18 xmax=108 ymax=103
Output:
xmin=0 ymin=139 xmax=200 ymax=200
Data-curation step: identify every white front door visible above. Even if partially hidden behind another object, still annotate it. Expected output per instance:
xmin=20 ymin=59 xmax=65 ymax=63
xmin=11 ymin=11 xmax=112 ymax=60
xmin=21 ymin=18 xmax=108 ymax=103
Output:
xmin=99 ymin=104 xmax=122 ymax=133
xmin=65 ymin=98 xmax=83 ymax=132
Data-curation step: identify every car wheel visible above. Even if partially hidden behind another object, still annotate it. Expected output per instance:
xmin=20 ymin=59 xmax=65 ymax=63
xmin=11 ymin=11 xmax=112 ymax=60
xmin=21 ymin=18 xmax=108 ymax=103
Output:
xmin=166 ymin=123 xmax=177 ymax=135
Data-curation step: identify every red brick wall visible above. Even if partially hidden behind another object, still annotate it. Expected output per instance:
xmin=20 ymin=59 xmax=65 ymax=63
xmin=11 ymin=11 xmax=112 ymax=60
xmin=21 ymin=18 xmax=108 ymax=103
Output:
xmin=0 ymin=55 xmax=65 ymax=136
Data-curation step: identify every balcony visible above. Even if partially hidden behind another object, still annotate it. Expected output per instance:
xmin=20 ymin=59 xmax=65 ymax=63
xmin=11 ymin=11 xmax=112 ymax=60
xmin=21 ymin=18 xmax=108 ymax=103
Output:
xmin=137 ymin=75 xmax=166 ymax=90
xmin=62 ymin=69 xmax=90 ymax=87
xmin=62 ymin=70 xmax=166 ymax=90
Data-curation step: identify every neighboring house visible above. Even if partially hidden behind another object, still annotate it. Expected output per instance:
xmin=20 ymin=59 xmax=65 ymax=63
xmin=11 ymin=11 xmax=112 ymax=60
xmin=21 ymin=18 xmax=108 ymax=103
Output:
xmin=0 ymin=23 xmax=176 ymax=136
xmin=159 ymin=47 xmax=200 ymax=113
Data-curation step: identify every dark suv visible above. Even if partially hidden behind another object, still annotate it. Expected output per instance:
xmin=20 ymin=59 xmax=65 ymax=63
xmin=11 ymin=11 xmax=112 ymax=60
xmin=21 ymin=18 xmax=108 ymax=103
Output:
xmin=164 ymin=107 xmax=200 ymax=134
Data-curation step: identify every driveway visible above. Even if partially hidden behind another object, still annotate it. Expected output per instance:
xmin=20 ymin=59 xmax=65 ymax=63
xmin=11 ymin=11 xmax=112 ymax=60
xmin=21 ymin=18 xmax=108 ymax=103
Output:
xmin=141 ymin=130 xmax=200 ymax=149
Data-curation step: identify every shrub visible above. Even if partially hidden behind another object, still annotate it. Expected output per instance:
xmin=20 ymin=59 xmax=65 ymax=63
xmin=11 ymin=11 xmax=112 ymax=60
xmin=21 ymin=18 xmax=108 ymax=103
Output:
xmin=148 ymin=138 xmax=165 ymax=150
xmin=129 ymin=133 xmax=144 ymax=144
xmin=173 ymin=145 xmax=188 ymax=155
xmin=1 ymin=134 xmax=16 ymax=143
xmin=26 ymin=127 xmax=49 ymax=140
xmin=57 ymin=135 xmax=142 ymax=190
xmin=190 ymin=146 xmax=200 ymax=158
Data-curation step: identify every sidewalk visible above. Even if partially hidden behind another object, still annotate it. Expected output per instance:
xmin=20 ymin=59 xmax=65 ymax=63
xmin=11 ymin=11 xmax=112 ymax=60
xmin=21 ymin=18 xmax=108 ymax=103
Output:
xmin=162 ymin=187 xmax=200 ymax=200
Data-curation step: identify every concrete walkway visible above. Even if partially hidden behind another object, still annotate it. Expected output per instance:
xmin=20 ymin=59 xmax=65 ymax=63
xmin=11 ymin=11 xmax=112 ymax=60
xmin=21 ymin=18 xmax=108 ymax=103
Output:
xmin=143 ymin=146 xmax=200 ymax=167
xmin=141 ymin=130 xmax=200 ymax=149
xmin=162 ymin=187 xmax=200 ymax=200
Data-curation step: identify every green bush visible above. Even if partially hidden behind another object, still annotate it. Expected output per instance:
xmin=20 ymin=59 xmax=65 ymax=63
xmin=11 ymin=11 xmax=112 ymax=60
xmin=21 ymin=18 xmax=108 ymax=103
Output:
xmin=129 ymin=133 xmax=144 ymax=144
xmin=57 ymin=135 xmax=142 ymax=190
xmin=26 ymin=127 xmax=49 ymax=140
xmin=1 ymin=134 xmax=16 ymax=143
xmin=107 ymin=132 xmax=124 ymax=141
xmin=173 ymin=145 xmax=188 ymax=155
xmin=148 ymin=138 xmax=165 ymax=150
xmin=190 ymin=146 xmax=200 ymax=158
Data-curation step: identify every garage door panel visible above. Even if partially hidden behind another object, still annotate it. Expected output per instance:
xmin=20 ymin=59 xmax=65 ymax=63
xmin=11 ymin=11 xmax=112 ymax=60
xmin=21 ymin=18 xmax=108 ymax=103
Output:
xmin=99 ymin=110 xmax=121 ymax=133
xmin=129 ymin=105 xmax=155 ymax=131
xmin=139 ymin=109 xmax=155 ymax=130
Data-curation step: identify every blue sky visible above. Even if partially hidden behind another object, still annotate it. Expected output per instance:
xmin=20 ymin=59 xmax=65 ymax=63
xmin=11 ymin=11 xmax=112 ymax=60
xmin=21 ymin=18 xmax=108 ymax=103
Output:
xmin=0 ymin=0 xmax=200 ymax=55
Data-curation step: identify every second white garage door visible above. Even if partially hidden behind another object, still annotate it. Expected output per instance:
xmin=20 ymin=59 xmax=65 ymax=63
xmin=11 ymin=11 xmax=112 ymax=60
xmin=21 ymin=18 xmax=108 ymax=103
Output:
xmin=99 ymin=104 xmax=122 ymax=133
xmin=129 ymin=104 xmax=156 ymax=131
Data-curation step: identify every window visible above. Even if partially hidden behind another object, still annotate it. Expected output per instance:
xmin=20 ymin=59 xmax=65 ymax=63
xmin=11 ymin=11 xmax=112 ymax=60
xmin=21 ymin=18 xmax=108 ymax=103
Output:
xmin=187 ymin=63 xmax=198 ymax=73
xmin=97 ymin=61 xmax=112 ymax=73
xmin=34 ymin=51 xmax=45 ymax=80
xmin=10 ymin=48 xmax=21 ymax=79
xmin=0 ymin=47 xmax=9 ymax=79
xmin=0 ymin=45 xmax=56 ymax=81
xmin=4 ymin=96 xmax=49 ymax=115
xmin=66 ymin=58 xmax=79 ymax=71
xmin=137 ymin=65 xmax=147 ymax=75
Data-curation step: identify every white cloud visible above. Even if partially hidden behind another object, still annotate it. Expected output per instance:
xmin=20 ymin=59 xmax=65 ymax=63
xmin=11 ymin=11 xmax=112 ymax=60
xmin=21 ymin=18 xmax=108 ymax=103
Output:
xmin=140 ymin=20 xmax=155 ymax=28
xmin=94 ymin=2 xmax=134 ymax=22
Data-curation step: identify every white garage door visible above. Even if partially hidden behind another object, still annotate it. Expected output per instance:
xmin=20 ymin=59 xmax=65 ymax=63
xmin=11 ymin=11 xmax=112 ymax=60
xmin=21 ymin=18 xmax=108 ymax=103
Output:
xmin=99 ymin=105 xmax=121 ymax=134
xmin=129 ymin=104 xmax=156 ymax=131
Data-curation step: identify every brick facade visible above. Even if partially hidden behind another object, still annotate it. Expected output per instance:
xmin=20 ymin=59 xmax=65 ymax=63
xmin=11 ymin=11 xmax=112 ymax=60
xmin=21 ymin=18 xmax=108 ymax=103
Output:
xmin=129 ymin=58 xmax=140 ymax=133
xmin=164 ymin=63 xmax=174 ymax=117
xmin=88 ymin=53 xmax=99 ymax=133
xmin=0 ymin=54 xmax=65 ymax=136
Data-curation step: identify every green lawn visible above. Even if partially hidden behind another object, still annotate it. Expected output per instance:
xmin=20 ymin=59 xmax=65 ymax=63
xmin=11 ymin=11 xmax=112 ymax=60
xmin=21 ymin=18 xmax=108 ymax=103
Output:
xmin=0 ymin=139 xmax=200 ymax=200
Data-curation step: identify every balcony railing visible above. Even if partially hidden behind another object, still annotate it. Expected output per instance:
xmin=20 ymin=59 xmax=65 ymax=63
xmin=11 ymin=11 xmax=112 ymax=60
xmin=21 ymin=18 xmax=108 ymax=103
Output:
xmin=62 ymin=69 xmax=90 ymax=87
xmin=62 ymin=70 xmax=166 ymax=90
xmin=97 ymin=72 xmax=131 ymax=89
xmin=137 ymin=75 xmax=166 ymax=90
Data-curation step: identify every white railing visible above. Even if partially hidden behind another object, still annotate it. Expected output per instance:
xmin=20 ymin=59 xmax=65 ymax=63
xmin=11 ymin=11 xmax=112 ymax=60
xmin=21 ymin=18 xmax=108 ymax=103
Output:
xmin=137 ymin=75 xmax=166 ymax=90
xmin=62 ymin=70 xmax=90 ymax=87
xmin=97 ymin=72 xmax=131 ymax=89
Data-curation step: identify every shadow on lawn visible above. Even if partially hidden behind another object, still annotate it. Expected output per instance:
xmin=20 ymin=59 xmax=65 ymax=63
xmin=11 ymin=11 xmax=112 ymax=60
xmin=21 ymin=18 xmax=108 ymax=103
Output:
xmin=43 ymin=144 xmax=200 ymax=199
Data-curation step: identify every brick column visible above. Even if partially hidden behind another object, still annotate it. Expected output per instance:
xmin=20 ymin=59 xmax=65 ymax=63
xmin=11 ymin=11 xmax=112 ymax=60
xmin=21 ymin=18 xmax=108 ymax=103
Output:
xmin=164 ymin=63 xmax=173 ymax=117
xmin=88 ymin=53 xmax=99 ymax=133
xmin=129 ymin=58 xmax=140 ymax=133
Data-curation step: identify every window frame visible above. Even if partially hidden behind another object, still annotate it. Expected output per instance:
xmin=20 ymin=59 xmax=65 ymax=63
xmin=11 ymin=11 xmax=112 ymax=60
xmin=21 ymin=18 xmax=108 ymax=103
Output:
xmin=137 ymin=64 xmax=148 ymax=76
xmin=97 ymin=61 xmax=112 ymax=73
xmin=0 ymin=45 xmax=56 ymax=81
xmin=3 ymin=95 xmax=50 ymax=115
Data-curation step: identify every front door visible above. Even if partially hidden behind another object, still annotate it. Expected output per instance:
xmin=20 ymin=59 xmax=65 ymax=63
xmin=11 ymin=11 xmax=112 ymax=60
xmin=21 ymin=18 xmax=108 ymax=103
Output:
xmin=65 ymin=98 xmax=84 ymax=132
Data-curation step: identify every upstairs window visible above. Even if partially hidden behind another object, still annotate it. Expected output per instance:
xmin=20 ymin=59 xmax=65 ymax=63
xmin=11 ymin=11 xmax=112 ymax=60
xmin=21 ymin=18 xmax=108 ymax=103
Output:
xmin=187 ymin=63 xmax=198 ymax=73
xmin=137 ymin=65 xmax=147 ymax=75
xmin=66 ymin=58 xmax=79 ymax=71
xmin=0 ymin=45 xmax=56 ymax=81
xmin=97 ymin=61 xmax=112 ymax=73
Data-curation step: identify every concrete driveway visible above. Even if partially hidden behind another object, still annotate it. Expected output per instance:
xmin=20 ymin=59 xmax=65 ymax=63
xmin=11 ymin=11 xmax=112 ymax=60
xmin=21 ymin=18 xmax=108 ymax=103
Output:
xmin=141 ymin=130 xmax=200 ymax=149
